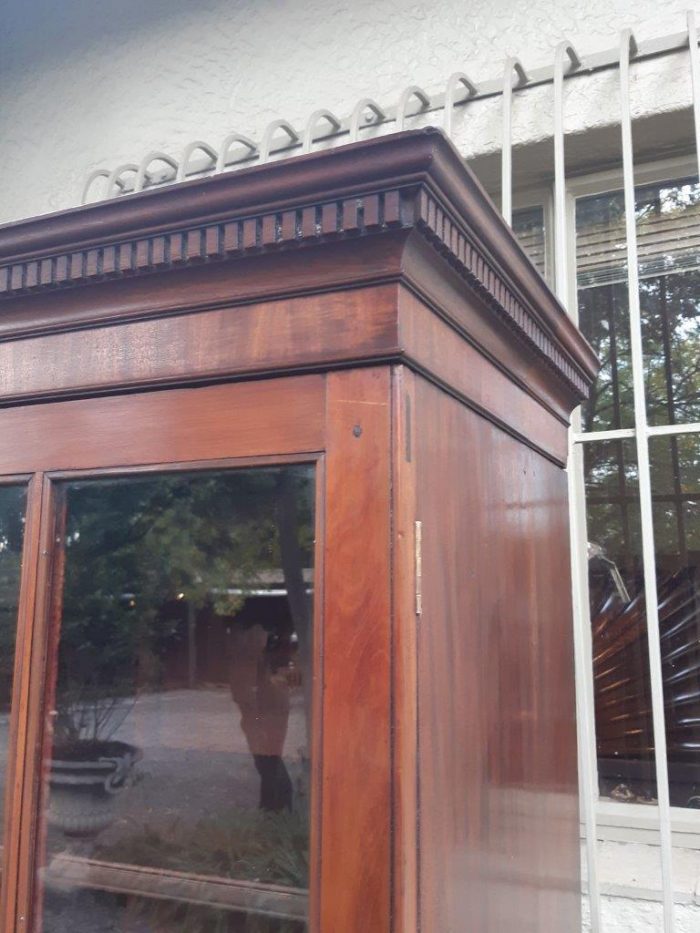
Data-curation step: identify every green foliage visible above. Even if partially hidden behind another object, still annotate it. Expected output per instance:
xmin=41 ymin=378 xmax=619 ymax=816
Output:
xmin=577 ymin=178 xmax=699 ymax=586
xmin=54 ymin=467 xmax=314 ymax=746
xmin=577 ymin=178 xmax=700 ymax=434
xmin=0 ymin=486 xmax=26 ymax=713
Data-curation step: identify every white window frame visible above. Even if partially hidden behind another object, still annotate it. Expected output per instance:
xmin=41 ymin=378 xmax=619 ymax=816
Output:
xmin=562 ymin=153 xmax=700 ymax=846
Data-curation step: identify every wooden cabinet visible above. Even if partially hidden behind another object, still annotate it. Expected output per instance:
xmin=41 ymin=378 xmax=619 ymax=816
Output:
xmin=0 ymin=129 xmax=597 ymax=933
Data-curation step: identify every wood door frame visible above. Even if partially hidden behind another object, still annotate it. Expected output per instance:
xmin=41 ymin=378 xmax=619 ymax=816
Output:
xmin=0 ymin=365 xmax=395 ymax=933
xmin=1 ymin=473 xmax=44 ymax=933
xmin=0 ymin=375 xmax=327 ymax=932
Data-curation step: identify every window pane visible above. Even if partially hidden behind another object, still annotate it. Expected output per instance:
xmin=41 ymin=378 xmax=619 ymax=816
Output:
xmin=513 ymin=205 xmax=546 ymax=279
xmin=586 ymin=433 xmax=700 ymax=809
xmin=641 ymin=267 xmax=700 ymax=427
xmin=650 ymin=433 xmax=700 ymax=808
xmin=576 ymin=193 xmax=635 ymax=432
xmin=37 ymin=466 xmax=315 ymax=932
xmin=0 ymin=484 xmax=27 ymax=847
xmin=42 ymin=891 xmax=306 ymax=932
xmin=585 ymin=440 xmax=658 ymax=801
xmin=576 ymin=178 xmax=700 ymax=432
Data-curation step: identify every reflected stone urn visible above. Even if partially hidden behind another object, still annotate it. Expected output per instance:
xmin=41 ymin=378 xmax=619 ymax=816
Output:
xmin=48 ymin=740 xmax=142 ymax=838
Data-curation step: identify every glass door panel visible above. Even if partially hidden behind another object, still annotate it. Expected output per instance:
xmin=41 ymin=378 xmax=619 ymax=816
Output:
xmin=34 ymin=465 xmax=315 ymax=933
xmin=0 ymin=485 xmax=28 ymax=858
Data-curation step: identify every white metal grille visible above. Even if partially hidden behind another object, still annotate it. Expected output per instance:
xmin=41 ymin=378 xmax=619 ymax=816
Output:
xmin=82 ymin=22 xmax=700 ymax=206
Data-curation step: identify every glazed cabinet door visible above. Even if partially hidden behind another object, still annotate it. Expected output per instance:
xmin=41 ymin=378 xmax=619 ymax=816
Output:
xmin=0 ymin=368 xmax=394 ymax=933
xmin=0 ymin=376 xmax=326 ymax=933
xmin=31 ymin=462 xmax=317 ymax=932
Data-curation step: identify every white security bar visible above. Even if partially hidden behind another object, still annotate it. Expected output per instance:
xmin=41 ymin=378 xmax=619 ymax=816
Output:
xmin=501 ymin=57 xmax=529 ymax=226
xmin=689 ymin=11 xmax=700 ymax=172
xmin=349 ymin=97 xmax=386 ymax=142
xmin=83 ymin=22 xmax=700 ymax=202
xmin=619 ymin=27 xmax=675 ymax=933
xmin=553 ymin=35 xmax=602 ymax=933
xmin=443 ymin=72 xmax=478 ymax=139
xmin=259 ymin=120 xmax=299 ymax=164
xmin=302 ymin=110 xmax=341 ymax=153
xmin=553 ymin=41 xmax=580 ymax=299
xmin=574 ymin=423 xmax=700 ymax=443
xmin=176 ymin=141 xmax=217 ymax=183
xmin=396 ymin=85 xmax=430 ymax=131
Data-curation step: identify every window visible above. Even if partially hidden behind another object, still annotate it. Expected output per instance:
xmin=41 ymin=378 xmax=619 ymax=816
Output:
xmin=574 ymin=175 xmax=700 ymax=810
xmin=513 ymin=205 xmax=547 ymax=279
xmin=0 ymin=484 xmax=27 ymax=860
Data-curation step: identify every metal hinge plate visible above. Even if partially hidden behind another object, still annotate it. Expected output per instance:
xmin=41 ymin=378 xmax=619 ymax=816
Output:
xmin=415 ymin=520 xmax=422 ymax=617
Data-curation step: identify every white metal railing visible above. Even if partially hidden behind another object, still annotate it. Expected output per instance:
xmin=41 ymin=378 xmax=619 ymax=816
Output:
xmin=80 ymin=13 xmax=700 ymax=933
xmin=619 ymin=26 xmax=674 ymax=931
xmin=83 ymin=22 xmax=700 ymax=204
xmin=560 ymin=16 xmax=700 ymax=933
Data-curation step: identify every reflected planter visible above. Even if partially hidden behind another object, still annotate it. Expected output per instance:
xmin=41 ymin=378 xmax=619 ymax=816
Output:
xmin=48 ymin=740 xmax=142 ymax=838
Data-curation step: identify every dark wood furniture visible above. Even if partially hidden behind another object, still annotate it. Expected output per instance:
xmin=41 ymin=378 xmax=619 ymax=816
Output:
xmin=0 ymin=129 xmax=597 ymax=933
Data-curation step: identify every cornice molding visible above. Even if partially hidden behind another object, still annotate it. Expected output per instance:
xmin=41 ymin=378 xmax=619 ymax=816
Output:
xmin=0 ymin=129 xmax=598 ymax=400
xmin=413 ymin=189 xmax=589 ymax=397
xmin=0 ymin=188 xmax=405 ymax=293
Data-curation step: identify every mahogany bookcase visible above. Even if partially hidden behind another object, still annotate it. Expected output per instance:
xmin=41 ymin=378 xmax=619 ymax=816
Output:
xmin=0 ymin=129 xmax=597 ymax=933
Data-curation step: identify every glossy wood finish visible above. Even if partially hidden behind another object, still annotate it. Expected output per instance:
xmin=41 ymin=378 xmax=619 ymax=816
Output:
xmin=0 ymin=130 xmax=597 ymax=413
xmin=0 ymin=132 xmax=597 ymax=932
xmin=0 ymin=285 xmax=398 ymax=405
xmin=5 ymin=405 xmax=326 ymax=933
xmin=0 ymin=376 xmax=324 ymax=474
xmin=321 ymin=368 xmax=392 ymax=932
xmin=410 ymin=374 xmax=580 ymax=933
xmin=390 ymin=365 xmax=418 ymax=933
xmin=0 ymin=476 xmax=42 ymax=933
xmin=398 ymin=286 xmax=568 ymax=465
xmin=17 ymin=477 xmax=63 ymax=932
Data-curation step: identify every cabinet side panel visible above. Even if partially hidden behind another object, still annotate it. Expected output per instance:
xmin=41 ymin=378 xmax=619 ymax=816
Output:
xmin=391 ymin=365 xmax=419 ymax=933
xmin=414 ymin=375 xmax=580 ymax=933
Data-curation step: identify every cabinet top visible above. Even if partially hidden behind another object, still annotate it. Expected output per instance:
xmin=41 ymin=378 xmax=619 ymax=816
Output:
xmin=0 ymin=129 xmax=597 ymax=400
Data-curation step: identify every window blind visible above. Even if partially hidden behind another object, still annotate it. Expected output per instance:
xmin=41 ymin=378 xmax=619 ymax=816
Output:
xmin=577 ymin=178 xmax=700 ymax=289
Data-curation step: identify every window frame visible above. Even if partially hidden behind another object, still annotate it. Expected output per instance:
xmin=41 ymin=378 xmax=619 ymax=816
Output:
xmin=513 ymin=154 xmax=700 ymax=848
xmin=562 ymin=154 xmax=700 ymax=845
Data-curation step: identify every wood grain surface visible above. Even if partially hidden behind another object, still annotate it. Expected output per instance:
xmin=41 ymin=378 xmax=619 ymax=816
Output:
xmin=0 ymin=375 xmax=325 ymax=474
xmin=413 ymin=374 xmax=580 ymax=933
xmin=321 ymin=368 xmax=392 ymax=933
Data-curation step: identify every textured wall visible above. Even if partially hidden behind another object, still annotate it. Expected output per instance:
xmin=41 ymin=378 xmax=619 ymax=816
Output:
xmin=583 ymin=897 xmax=700 ymax=933
xmin=1 ymin=0 xmax=699 ymax=222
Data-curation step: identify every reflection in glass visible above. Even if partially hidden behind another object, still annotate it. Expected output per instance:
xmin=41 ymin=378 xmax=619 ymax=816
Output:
xmin=642 ymin=268 xmax=700 ymax=428
xmin=37 ymin=466 xmax=315 ymax=932
xmin=0 ymin=485 xmax=27 ymax=848
xmin=586 ymin=435 xmax=700 ymax=807
xmin=41 ymin=891 xmax=306 ymax=933
xmin=650 ymin=434 xmax=700 ymax=809
xmin=585 ymin=440 xmax=656 ymax=801
xmin=576 ymin=178 xmax=700 ymax=432
xmin=576 ymin=281 xmax=634 ymax=432
xmin=512 ymin=205 xmax=546 ymax=279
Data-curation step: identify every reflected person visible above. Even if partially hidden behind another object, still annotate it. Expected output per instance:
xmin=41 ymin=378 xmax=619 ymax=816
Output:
xmin=228 ymin=620 xmax=295 ymax=811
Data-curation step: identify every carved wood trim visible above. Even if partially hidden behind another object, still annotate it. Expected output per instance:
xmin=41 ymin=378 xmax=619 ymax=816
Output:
xmin=0 ymin=190 xmax=405 ymax=295
xmin=413 ymin=190 xmax=588 ymax=396
xmin=0 ymin=130 xmax=598 ymax=401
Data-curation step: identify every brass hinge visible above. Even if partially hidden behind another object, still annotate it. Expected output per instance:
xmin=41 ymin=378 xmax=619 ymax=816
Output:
xmin=415 ymin=520 xmax=422 ymax=617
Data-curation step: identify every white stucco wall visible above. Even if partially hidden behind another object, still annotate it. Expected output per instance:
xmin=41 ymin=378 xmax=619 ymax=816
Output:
xmin=1 ymin=0 xmax=699 ymax=223
xmin=583 ymin=898 xmax=700 ymax=933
